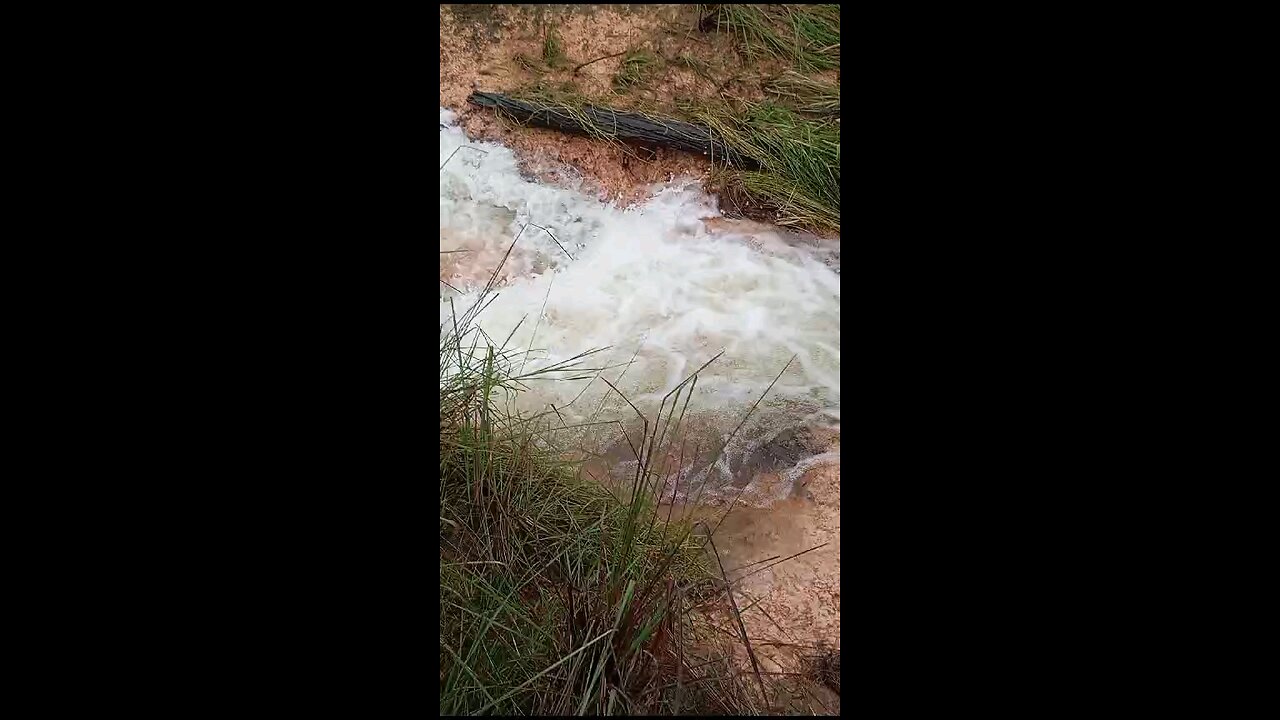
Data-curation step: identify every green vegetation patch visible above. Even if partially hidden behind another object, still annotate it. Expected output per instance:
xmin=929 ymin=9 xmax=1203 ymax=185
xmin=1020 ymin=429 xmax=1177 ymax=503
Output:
xmin=701 ymin=4 xmax=840 ymax=73
xmin=614 ymin=48 xmax=664 ymax=90
xmin=440 ymin=285 xmax=766 ymax=714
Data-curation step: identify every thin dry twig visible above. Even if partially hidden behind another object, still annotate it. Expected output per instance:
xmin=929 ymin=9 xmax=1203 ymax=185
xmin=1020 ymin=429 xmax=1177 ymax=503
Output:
xmin=573 ymin=49 xmax=628 ymax=74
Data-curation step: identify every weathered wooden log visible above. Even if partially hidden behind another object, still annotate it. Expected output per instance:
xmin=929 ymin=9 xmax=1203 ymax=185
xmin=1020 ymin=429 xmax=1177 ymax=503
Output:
xmin=467 ymin=91 xmax=754 ymax=167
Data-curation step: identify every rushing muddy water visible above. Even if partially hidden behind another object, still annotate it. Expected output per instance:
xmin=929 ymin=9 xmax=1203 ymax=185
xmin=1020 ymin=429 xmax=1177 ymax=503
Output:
xmin=439 ymin=108 xmax=839 ymax=506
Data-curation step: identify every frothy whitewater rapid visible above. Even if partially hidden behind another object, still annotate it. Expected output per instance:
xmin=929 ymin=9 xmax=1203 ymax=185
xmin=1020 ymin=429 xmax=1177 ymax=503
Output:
xmin=439 ymin=109 xmax=840 ymax=505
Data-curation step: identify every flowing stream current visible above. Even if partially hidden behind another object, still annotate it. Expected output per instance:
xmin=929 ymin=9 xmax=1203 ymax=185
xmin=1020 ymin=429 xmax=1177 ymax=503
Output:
xmin=440 ymin=109 xmax=840 ymax=508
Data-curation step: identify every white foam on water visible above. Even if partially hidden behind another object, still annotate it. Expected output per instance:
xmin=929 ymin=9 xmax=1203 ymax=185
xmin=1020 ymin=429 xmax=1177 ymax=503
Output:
xmin=439 ymin=109 xmax=839 ymax=490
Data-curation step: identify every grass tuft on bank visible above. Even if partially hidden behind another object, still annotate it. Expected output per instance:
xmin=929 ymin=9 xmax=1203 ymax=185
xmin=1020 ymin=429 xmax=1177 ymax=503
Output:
xmin=440 ymin=264 xmax=780 ymax=714
xmin=701 ymin=3 xmax=839 ymax=72
xmin=688 ymin=100 xmax=840 ymax=233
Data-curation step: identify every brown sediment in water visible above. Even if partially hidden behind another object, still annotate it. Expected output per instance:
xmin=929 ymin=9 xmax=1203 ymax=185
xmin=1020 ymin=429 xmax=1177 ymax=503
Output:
xmin=665 ymin=449 xmax=840 ymax=681
xmin=587 ymin=414 xmax=841 ymax=670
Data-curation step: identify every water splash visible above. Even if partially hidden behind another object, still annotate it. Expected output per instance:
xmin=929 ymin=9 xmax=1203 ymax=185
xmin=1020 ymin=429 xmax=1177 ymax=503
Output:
xmin=439 ymin=108 xmax=839 ymax=495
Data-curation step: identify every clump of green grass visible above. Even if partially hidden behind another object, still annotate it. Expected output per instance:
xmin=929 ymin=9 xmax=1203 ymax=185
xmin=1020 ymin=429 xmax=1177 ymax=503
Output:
xmin=783 ymin=4 xmax=840 ymax=61
xmin=672 ymin=50 xmax=715 ymax=81
xmin=543 ymin=24 xmax=569 ymax=69
xmin=614 ymin=48 xmax=663 ymax=90
xmin=691 ymin=100 xmax=840 ymax=233
xmin=438 ymin=254 xmax=785 ymax=714
xmin=764 ymin=70 xmax=840 ymax=116
xmin=700 ymin=4 xmax=839 ymax=73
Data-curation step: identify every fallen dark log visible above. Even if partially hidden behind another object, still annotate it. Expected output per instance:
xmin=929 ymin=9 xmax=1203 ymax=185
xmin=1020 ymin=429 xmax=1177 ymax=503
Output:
xmin=467 ymin=91 xmax=754 ymax=168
